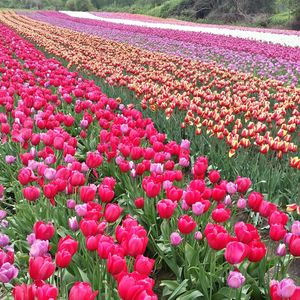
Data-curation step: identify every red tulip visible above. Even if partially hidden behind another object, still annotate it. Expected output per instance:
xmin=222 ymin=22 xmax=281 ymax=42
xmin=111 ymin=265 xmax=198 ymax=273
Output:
xmin=13 ymin=283 xmax=36 ymax=300
xmin=211 ymin=187 xmax=226 ymax=202
xmin=80 ymin=186 xmax=96 ymax=203
xmin=29 ymin=256 xmax=55 ymax=281
xmin=107 ymin=254 xmax=127 ymax=276
xmin=270 ymin=224 xmax=287 ymax=241
xmin=36 ymin=284 xmax=58 ymax=300
xmin=178 ymin=215 xmax=196 ymax=234
xmin=134 ymin=255 xmax=155 ymax=276
xmin=143 ymin=180 xmax=161 ymax=198
xmin=97 ymin=235 xmax=115 ymax=259
xmin=55 ymin=250 xmax=72 ymax=268
xmin=166 ymin=186 xmax=183 ymax=202
xmin=235 ymin=177 xmax=251 ymax=193
xmin=289 ymin=235 xmax=300 ymax=256
xmin=212 ymin=205 xmax=231 ymax=223
xmin=80 ymin=219 xmax=98 ymax=237
xmin=248 ymin=240 xmax=266 ymax=262
xmin=86 ymin=152 xmax=103 ymax=169
xmin=86 ymin=235 xmax=100 ymax=252
xmin=234 ymin=222 xmax=259 ymax=244
xmin=69 ymin=171 xmax=85 ymax=186
xmin=23 ymin=186 xmax=40 ymax=202
xmin=259 ymin=201 xmax=277 ymax=218
xmin=205 ymin=223 xmax=230 ymax=250
xmin=69 ymin=282 xmax=98 ymax=300
xmin=248 ymin=192 xmax=263 ymax=212
xmin=98 ymin=185 xmax=114 ymax=203
xmin=269 ymin=210 xmax=289 ymax=226
xmin=57 ymin=236 xmax=78 ymax=256
xmin=208 ymin=170 xmax=220 ymax=184
xmin=156 ymin=199 xmax=177 ymax=219
xmin=33 ymin=221 xmax=55 ymax=241
xmin=104 ymin=203 xmax=123 ymax=223
xmin=134 ymin=197 xmax=144 ymax=209
xmin=124 ymin=234 xmax=148 ymax=257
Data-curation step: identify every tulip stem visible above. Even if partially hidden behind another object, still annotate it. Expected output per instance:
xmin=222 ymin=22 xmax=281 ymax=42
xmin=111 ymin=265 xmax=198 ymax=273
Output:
xmin=209 ymin=251 xmax=216 ymax=299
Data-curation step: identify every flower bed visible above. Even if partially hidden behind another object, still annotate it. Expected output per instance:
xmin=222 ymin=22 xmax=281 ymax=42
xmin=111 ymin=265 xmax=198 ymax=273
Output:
xmin=0 ymin=15 xmax=299 ymax=300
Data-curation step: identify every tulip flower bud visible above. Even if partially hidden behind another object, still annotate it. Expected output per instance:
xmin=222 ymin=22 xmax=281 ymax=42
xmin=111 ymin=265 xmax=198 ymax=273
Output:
xmin=67 ymin=199 xmax=76 ymax=209
xmin=68 ymin=217 xmax=79 ymax=232
xmin=237 ymin=198 xmax=247 ymax=209
xmin=5 ymin=155 xmax=16 ymax=164
xmin=0 ymin=210 xmax=7 ymax=220
xmin=134 ymin=197 xmax=144 ymax=209
xmin=170 ymin=232 xmax=183 ymax=246
xmin=227 ymin=271 xmax=245 ymax=289
xmin=0 ymin=234 xmax=9 ymax=247
xmin=276 ymin=243 xmax=286 ymax=257
xmin=194 ymin=231 xmax=203 ymax=240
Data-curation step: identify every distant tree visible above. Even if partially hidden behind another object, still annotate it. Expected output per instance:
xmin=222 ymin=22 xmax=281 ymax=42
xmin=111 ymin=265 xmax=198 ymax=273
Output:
xmin=65 ymin=0 xmax=76 ymax=10
xmin=76 ymin=0 xmax=95 ymax=11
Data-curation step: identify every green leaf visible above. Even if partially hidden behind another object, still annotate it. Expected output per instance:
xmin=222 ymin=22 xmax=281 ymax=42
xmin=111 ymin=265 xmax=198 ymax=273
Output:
xmin=185 ymin=243 xmax=198 ymax=266
xmin=212 ymin=287 xmax=233 ymax=300
xmin=177 ymin=290 xmax=204 ymax=300
xmin=168 ymin=279 xmax=189 ymax=300
xmin=160 ymin=280 xmax=179 ymax=291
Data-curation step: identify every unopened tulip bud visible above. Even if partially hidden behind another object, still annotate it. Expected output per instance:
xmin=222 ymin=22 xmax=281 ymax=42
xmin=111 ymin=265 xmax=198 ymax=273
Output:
xmin=5 ymin=155 xmax=16 ymax=164
xmin=194 ymin=231 xmax=203 ymax=240
xmin=179 ymin=157 xmax=189 ymax=167
xmin=1 ymin=220 xmax=8 ymax=228
xmin=0 ymin=210 xmax=7 ymax=220
xmin=181 ymin=199 xmax=189 ymax=211
xmin=237 ymin=198 xmax=247 ymax=209
xmin=0 ymin=234 xmax=9 ymax=247
xmin=224 ymin=195 xmax=232 ymax=206
xmin=276 ymin=243 xmax=286 ymax=257
xmin=170 ymin=232 xmax=183 ymax=246
xmin=68 ymin=217 xmax=79 ymax=231
xmin=67 ymin=199 xmax=76 ymax=209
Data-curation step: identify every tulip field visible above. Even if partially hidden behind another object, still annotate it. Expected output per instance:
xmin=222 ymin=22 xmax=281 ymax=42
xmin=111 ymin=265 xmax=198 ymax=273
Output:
xmin=0 ymin=9 xmax=299 ymax=300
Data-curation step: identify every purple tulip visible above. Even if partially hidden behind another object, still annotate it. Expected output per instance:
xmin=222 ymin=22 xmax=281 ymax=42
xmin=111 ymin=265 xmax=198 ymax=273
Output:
xmin=170 ymin=232 xmax=183 ymax=246
xmin=0 ymin=262 xmax=18 ymax=283
xmin=276 ymin=279 xmax=296 ymax=298
xmin=227 ymin=271 xmax=245 ymax=289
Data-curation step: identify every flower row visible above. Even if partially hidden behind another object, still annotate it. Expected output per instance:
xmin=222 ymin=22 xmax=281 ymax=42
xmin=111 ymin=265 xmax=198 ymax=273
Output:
xmin=2 ymin=12 xmax=299 ymax=167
